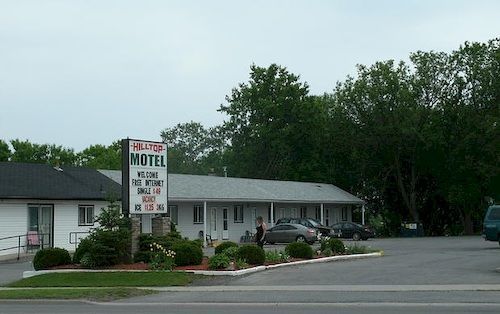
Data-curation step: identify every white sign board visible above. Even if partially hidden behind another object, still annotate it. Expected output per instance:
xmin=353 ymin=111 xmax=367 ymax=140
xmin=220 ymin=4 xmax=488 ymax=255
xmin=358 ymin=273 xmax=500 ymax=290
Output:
xmin=127 ymin=139 xmax=167 ymax=214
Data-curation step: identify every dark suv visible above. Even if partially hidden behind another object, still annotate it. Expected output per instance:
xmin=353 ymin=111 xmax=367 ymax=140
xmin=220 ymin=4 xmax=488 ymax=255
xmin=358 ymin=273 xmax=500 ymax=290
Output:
xmin=276 ymin=217 xmax=335 ymax=237
xmin=483 ymin=205 xmax=500 ymax=245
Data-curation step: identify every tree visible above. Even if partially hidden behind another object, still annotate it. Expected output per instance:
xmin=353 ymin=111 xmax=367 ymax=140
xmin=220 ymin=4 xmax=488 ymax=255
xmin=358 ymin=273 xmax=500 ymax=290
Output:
xmin=77 ymin=141 xmax=121 ymax=170
xmin=0 ymin=140 xmax=10 ymax=161
xmin=10 ymin=139 xmax=77 ymax=165
xmin=219 ymin=64 xmax=329 ymax=181
xmin=160 ymin=122 xmax=227 ymax=175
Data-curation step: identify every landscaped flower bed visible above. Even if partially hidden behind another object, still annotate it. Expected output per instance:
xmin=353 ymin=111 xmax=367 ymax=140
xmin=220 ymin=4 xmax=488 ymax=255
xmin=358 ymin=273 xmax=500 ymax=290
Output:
xmin=42 ymin=237 xmax=378 ymax=272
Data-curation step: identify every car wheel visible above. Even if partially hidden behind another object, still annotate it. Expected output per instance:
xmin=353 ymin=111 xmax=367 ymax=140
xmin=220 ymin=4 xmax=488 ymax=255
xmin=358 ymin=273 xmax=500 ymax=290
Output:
xmin=296 ymin=235 xmax=306 ymax=243
xmin=361 ymin=237 xmax=368 ymax=241
xmin=352 ymin=232 xmax=361 ymax=241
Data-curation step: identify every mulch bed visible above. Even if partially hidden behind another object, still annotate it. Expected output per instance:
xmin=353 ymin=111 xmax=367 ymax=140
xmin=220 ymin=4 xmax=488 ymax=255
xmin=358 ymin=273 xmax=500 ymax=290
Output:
xmin=50 ymin=254 xmax=342 ymax=271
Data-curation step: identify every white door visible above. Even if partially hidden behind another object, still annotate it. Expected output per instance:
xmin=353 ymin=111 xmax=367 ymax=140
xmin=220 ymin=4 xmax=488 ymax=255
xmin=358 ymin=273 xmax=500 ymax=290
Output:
xmin=250 ymin=207 xmax=257 ymax=228
xmin=210 ymin=207 xmax=218 ymax=240
xmin=222 ymin=207 xmax=229 ymax=240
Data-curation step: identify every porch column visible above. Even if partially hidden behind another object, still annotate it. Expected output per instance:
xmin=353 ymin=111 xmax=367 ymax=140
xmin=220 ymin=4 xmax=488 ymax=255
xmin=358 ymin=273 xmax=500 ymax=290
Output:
xmin=361 ymin=204 xmax=365 ymax=225
xmin=270 ymin=202 xmax=274 ymax=227
xmin=203 ymin=201 xmax=207 ymax=247
xmin=320 ymin=203 xmax=324 ymax=225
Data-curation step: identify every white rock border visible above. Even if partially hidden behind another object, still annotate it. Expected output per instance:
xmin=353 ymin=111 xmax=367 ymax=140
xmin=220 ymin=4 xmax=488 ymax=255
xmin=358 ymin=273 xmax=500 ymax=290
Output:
xmin=22 ymin=252 xmax=382 ymax=279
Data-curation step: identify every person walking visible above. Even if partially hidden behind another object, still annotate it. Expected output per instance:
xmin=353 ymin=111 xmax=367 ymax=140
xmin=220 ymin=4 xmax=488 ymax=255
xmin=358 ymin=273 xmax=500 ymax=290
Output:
xmin=255 ymin=216 xmax=267 ymax=249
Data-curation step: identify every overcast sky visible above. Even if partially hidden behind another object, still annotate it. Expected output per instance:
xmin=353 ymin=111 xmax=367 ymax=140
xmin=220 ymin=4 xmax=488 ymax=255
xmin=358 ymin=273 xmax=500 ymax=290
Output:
xmin=1 ymin=0 xmax=499 ymax=151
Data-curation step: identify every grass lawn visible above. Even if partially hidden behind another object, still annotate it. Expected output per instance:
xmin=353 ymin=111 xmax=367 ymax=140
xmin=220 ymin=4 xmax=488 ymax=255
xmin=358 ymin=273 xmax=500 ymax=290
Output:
xmin=7 ymin=271 xmax=199 ymax=287
xmin=0 ymin=288 xmax=155 ymax=301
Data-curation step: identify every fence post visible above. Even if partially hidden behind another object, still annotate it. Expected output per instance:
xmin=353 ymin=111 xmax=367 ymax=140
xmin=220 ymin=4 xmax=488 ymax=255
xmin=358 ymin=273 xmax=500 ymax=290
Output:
xmin=17 ymin=236 xmax=21 ymax=260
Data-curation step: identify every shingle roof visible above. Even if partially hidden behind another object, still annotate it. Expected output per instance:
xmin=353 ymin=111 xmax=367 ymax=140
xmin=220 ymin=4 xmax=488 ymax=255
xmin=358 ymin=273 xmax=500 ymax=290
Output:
xmin=0 ymin=162 xmax=121 ymax=200
xmin=98 ymin=170 xmax=364 ymax=204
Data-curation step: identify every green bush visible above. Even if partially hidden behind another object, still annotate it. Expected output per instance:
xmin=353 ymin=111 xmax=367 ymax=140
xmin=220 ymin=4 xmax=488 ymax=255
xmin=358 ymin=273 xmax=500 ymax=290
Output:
xmin=33 ymin=248 xmax=72 ymax=270
xmin=73 ymin=238 xmax=93 ymax=264
xmin=208 ymin=254 xmax=231 ymax=270
xmin=222 ymin=246 xmax=239 ymax=260
xmin=75 ymin=203 xmax=132 ymax=268
xmin=328 ymin=238 xmax=346 ymax=254
xmin=82 ymin=228 xmax=131 ymax=268
xmin=172 ymin=241 xmax=203 ymax=266
xmin=265 ymin=250 xmax=281 ymax=263
xmin=285 ymin=242 xmax=313 ymax=259
xmin=237 ymin=245 xmax=265 ymax=265
xmin=214 ymin=241 xmax=238 ymax=255
xmin=320 ymin=238 xmax=345 ymax=254
xmin=133 ymin=251 xmax=154 ymax=263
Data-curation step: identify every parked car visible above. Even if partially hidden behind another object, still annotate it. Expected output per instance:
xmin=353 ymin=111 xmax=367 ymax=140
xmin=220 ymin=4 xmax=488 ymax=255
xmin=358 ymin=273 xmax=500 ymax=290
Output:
xmin=330 ymin=222 xmax=375 ymax=241
xmin=482 ymin=205 xmax=500 ymax=245
xmin=265 ymin=223 xmax=318 ymax=244
xmin=276 ymin=217 xmax=336 ymax=237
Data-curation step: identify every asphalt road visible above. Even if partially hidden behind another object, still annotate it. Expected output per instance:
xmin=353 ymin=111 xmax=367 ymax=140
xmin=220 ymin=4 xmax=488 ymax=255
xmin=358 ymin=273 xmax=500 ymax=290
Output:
xmin=1 ymin=301 xmax=500 ymax=314
xmin=1 ymin=236 xmax=499 ymax=313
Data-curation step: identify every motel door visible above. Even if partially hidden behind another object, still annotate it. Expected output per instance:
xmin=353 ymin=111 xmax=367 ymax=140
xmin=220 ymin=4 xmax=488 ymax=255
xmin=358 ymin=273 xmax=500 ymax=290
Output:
xmin=28 ymin=204 xmax=53 ymax=248
xmin=210 ymin=207 xmax=218 ymax=240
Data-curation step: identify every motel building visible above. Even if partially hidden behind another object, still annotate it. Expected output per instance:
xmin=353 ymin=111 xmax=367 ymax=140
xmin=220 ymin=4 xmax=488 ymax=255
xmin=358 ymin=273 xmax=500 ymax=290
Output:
xmin=0 ymin=161 xmax=365 ymax=259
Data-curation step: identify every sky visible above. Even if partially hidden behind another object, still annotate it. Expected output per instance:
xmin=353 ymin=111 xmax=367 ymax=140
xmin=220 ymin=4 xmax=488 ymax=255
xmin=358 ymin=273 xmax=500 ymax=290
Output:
xmin=1 ymin=0 xmax=499 ymax=152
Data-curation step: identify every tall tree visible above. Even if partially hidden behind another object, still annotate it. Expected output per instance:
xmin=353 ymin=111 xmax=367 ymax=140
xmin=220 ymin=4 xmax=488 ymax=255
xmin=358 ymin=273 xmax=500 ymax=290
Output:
xmin=219 ymin=64 xmax=328 ymax=181
xmin=160 ymin=122 xmax=227 ymax=175
xmin=0 ymin=140 xmax=11 ymax=161
xmin=10 ymin=139 xmax=77 ymax=165
xmin=77 ymin=141 xmax=121 ymax=170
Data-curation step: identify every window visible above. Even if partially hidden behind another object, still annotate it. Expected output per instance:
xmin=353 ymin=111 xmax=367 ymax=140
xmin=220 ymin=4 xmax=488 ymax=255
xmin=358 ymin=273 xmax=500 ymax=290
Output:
xmin=234 ymin=205 xmax=244 ymax=223
xmin=78 ymin=205 xmax=94 ymax=226
xmin=342 ymin=207 xmax=348 ymax=221
xmin=193 ymin=205 xmax=204 ymax=224
xmin=315 ymin=206 xmax=321 ymax=220
xmin=300 ymin=206 xmax=307 ymax=218
xmin=168 ymin=205 xmax=178 ymax=224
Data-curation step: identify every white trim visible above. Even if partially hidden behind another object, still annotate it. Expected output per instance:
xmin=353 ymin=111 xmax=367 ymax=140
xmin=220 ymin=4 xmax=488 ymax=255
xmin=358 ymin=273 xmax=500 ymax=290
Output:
xmin=203 ymin=201 xmax=207 ymax=247
xmin=320 ymin=203 xmax=324 ymax=225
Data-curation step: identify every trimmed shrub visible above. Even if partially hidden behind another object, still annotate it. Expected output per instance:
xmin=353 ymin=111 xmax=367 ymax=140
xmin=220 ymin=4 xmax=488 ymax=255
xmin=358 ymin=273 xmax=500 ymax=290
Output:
xmin=33 ymin=248 xmax=72 ymax=270
xmin=328 ymin=238 xmax=346 ymax=254
xmin=172 ymin=241 xmax=203 ymax=266
xmin=73 ymin=238 xmax=92 ymax=264
xmin=285 ymin=242 xmax=313 ymax=259
xmin=208 ymin=254 xmax=231 ymax=270
xmin=237 ymin=245 xmax=265 ymax=265
xmin=134 ymin=251 xmax=154 ymax=263
xmin=222 ymin=246 xmax=239 ymax=260
xmin=214 ymin=241 xmax=238 ymax=255
xmin=82 ymin=229 xmax=131 ymax=268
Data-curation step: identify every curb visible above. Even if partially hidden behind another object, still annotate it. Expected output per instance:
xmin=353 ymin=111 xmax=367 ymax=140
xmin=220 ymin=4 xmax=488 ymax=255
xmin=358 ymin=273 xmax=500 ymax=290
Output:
xmin=185 ymin=252 xmax=382 ymax=276
xmin=22 ymin=252 xmax=382 ymax=278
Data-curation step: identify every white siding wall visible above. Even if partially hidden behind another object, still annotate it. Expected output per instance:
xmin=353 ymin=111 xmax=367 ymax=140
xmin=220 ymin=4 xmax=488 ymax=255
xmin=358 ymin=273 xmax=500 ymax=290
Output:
xmin=0 ymin=202 xmax=28 ymax=256
xmin=53 ymin=201 xmax=107 ymax=252
xmin=0 ymin=200 xmax=108 ymax=257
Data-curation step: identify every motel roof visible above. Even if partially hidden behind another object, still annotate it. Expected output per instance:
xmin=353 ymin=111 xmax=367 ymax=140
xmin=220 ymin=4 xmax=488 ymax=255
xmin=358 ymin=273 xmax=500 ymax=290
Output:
xmin=0 ymin=162 xmax=121 ymax=200
xmin=99 ymin=170 xmax=364 ymax=204
xmin=0 ymin=162 xmax=363 ymax=204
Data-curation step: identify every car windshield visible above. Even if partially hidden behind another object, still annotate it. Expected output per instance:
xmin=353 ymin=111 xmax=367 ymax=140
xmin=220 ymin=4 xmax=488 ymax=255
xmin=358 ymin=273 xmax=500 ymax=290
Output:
xmin=488 ymin=207 xmax=500 ymax=220
xmin=352 ymin=222 xmax=365 ymax=228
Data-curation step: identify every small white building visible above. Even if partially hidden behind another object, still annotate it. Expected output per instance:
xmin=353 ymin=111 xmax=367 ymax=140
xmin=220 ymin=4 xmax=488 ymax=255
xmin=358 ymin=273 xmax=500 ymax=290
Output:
xmin=0 ymin=162 xmax=121 ymax=259
xmin=0 ymin=162 xmax=364 ymax=258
